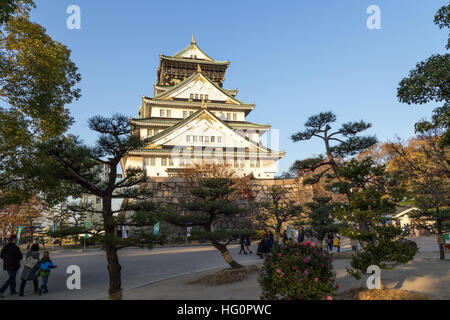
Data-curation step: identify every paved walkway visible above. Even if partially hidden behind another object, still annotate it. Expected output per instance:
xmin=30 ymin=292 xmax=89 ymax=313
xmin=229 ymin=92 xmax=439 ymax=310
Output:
xmin=122 ymin=236 xmax=450 ymax=300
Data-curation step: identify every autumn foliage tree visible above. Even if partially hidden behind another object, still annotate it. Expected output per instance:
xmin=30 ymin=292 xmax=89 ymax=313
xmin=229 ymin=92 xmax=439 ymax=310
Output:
xmin=0 ymin=195 xmax=41 ymax=243
xmin=388 ymin=132 xmax=450 ymax=260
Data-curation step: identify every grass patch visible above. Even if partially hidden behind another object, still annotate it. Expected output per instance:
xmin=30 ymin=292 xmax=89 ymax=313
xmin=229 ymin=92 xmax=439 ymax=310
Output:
xmin=336 ymin=287 xmax=430 ymax=300
xmin=187 ymin=265 xmax=259 ymax=286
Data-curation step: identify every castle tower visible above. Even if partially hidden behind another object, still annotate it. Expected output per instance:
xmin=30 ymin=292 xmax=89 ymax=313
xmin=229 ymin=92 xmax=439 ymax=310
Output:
xmin=121 ymin=38 xmax=285 ymax=179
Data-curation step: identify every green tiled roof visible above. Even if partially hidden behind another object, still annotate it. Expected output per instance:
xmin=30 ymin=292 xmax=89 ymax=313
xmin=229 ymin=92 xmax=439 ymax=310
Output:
xmin=131 ymin=108 xmax=281 ymax=155
xmin=143 ymin=98 xmax=255 ymax=111
xmin=152 ymin=71 xmax=244 ymax=105
xmin=131 ymin=117 xmax=271 ymax=130
xmin=171 ymin=42 xmax=218 ymax=62
xmin=161 ymin=55 xmax=230 ymax=65
xmin=128 ymin=148 xmax=285 ymax=158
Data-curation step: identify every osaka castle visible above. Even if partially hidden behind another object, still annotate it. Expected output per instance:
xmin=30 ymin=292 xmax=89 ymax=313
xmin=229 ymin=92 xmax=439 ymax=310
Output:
xmin=121 ymin=37 xmax=285 ymax=179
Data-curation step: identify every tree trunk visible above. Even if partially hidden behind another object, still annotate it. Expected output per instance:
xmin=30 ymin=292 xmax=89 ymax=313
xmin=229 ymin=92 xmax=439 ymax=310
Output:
xmin=436 ymin=211 xmax=445 ymax=260
xmin=105 ymin=240 xmax=122 ymax=300
xmin=103 ymin=196 xmax=123 ymax=300
xmin=275 ymin=220 xmax=282 ymax=245
xmin=211 ymin=240 xmax=243 ymax=269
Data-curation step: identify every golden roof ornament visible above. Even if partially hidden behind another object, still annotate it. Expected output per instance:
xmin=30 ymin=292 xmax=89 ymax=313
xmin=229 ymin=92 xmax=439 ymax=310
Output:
xmin=197 ymin=64 xmax=202 ymax=73
xmin=191 ymin=34 xmax=196 ymax=44
xmin=201 ymin=99 xmax=207 ymax=109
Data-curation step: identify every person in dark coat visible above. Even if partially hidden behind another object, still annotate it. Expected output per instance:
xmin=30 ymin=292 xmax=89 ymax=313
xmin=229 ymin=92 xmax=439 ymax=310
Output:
xmin=244 ymin=236 xmax=252 ymax=254
xmin=267 ymin=232 xmax=274 ymax=250
xmin=282 ymin=230 xmax=288 ymax=245
xmin=19 ymin=243 xmax=40 ymax=296
xmin=327 ymin=232 xmax=334 ymax=252
xmin=238 ymin=235 xmax=247 ymax=254
xmin=0 ymin=235 xmax=23 ymax=297
xmin=297 ymin=227 xmax=305 ymax=243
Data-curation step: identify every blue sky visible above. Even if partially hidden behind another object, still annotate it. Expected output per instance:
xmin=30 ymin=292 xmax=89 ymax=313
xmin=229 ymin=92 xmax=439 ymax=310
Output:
xmin=30 ymin=0 xmax=448 ymax=173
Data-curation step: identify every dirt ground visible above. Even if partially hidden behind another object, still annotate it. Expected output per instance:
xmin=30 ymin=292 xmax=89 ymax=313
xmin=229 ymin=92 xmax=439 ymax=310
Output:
xmin=123 ymin=241 xmax=450 ymax=300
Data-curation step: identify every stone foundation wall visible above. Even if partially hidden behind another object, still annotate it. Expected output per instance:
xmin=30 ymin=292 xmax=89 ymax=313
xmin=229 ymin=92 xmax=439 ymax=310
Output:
xmin=125 ymin=177 xmax=332 ymax=238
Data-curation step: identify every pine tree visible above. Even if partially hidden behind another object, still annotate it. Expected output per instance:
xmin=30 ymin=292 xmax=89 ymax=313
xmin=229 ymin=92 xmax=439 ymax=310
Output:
xmin=42 ymin=114 xmax=160 ymax=299
xmin=160 ymin=177 xmax=249 ymax=269
xmin=301 ymin=197 xmax=338 ymax=243
xmin=333 ymin=158 xmax=417 ymax=280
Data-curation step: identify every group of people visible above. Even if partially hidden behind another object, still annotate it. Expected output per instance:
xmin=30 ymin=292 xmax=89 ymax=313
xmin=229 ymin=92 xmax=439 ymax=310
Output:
xmin=256 ymin=231 xmax=274 ymax=258
xmin=256 ymin=228 xmax=342 ymax=257
xmin=238 ymin=235 xmax=252 ymax=254
xmin=0 ymin=235 xmax=57 ymax=298
xmin=325 ymin=232 xmax=341 ymax=252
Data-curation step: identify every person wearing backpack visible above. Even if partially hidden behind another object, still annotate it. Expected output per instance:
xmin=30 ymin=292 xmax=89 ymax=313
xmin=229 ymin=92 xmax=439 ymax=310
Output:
xmin=0 ymin=235 xmax=23 ymax=298
xmin=19 ymin=243 xmax=40 ymax=296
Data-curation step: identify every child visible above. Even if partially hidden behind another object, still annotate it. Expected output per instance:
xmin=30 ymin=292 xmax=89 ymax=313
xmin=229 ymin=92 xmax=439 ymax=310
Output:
xmin=333 ymin=235 xmax=341 ymax=252
xmin=38 ymin=251 xmax=57 ymax=295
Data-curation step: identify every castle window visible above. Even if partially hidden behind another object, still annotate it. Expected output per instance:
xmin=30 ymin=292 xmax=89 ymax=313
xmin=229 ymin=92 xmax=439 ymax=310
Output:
xmin=199 ymin=136 xmax=204 ymax=143
xmin=211 ymin=136 xmax=215 ymax=143
xmin=195 ymin=94 xmax=199 ymax=100
xmin=205 ymin=136 xmax=210 ymax=143
xmin=233 ymin=113 xmax=237 ymax=121
xmin=193 ymin=136 xmax=198 ymax=142
xmin=183 ymin=111 xmax=188 ymax=118
xmin=166 ymin=110 xmax=171 ymax=117
xmin=217 ymin=136 xmax=222 ymax=143
xmin=147 ymin=129 xmax=153 ymax=136
xmin=189 ymin=111 xmax=194 ymax=116
xmin=169 ymin=157 xmax=174 ymax=166
xmin=161 ymin=157 xmax=167 ymax=166
xmin=150 ymin=158 xmax=156 ymax=166
xmin=227 ymin=113 xmax=231 ymax=120
xmin=186 ymin=135 xmax=190 ymax=142
xmin=190 ymin=94 xmax=194 ymax=100
xmin=160 ymin=109 xmax=165 ymax=117
xmin=200 ymin=94 xmax=204 ymax=100
xmin=205 ymin=94 xmax=209 ymax=101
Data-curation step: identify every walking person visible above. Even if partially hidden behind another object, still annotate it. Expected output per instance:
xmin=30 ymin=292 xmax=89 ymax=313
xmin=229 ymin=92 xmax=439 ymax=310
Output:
xmin=0 ymin=235 xmax=23 ymax=298
xmin=244 ymin=235 xmax=252 ymax=254
xmin=238 ymin=234 xmax=247 ymax=254
xmin=19 ymin=243 xmax=40 ymax=296
xmin=327 ymin=232 xmax=334 ymax=252
xmin=267 ymin=232 xmax=274 ymax=251
xmin=38 ymin=251 xmax=57 ymax=295
xmin=297 ymin=227 xmax=305 ymax=243
xmin=282 ymin=230 xmax=288 ymax=246
xmin=333 ymin=234 xmax=341 ymax=252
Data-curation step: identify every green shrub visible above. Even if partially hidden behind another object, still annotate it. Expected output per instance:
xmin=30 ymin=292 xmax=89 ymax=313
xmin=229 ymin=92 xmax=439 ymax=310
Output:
xmin=258 ymin=241 xmax=338 ymax=300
